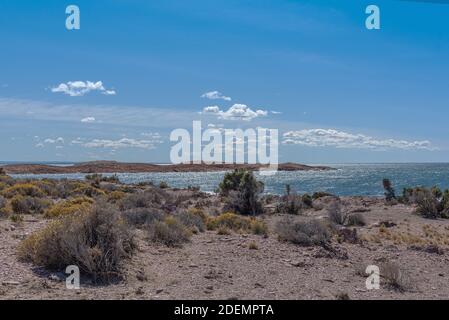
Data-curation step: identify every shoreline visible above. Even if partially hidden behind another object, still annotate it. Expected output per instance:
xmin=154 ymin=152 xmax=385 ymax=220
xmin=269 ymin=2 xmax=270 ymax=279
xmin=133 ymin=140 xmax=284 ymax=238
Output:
xmin=1 ymin=161 xmax=333 ymax=174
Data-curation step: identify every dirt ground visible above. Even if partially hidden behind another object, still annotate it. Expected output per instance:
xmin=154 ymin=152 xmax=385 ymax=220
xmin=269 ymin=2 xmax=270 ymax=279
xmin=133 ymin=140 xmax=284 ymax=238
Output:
xmin=1 ymin=196 xmax=449 ymax=300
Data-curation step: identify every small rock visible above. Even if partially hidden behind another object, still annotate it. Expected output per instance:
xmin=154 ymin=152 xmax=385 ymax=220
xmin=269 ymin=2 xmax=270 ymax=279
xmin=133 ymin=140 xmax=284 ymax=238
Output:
xmin=136 ymin=287 xmax=144 ymax=295
xmin=290 ymin=261 xmax=306 ymax=267
xmin=156 ymin=288 xmax=164 ymax=294
xmin=2 ymin=281 xmax=19 ymax=286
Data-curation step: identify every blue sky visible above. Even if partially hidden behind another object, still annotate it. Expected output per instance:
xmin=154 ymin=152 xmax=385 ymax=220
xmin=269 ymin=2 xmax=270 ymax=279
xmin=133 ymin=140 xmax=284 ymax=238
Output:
xmin=0 ymin=0 xmax=449 ymax=163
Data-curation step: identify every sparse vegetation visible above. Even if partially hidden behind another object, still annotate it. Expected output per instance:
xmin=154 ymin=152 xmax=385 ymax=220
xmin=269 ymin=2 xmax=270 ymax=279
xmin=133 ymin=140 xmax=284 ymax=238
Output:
xmin=147 ymin=216 xmax=191 ymax=247
xmin=2 ymin=183 xmax=44 ymax=198
xmin=276 ymin=185 xmax=304 ymax=215
xmin=401 ymin=186 xmax=449 ymax=219
xmin=18 ymin=202 xmax=136 ymax=282
xmin=276 ymin=218 xmax=331 ymax=247
xmin=347 ymin=213 xmax=366 ymax=226
xmin=45 ymin=197 xmax=93 ymax=218
xmin=327 ymin=200 xmax=347 ymax=225
xmin=381 ymin=262 xmax=410 ymax=291
xmin=11 ymin=195 xmax=51 ymax=215
xmin=206 ymin=212 xmax=268 ymax=236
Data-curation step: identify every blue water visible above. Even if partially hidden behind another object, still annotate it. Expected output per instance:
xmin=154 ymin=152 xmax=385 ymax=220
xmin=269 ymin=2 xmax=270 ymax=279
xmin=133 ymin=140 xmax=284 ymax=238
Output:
xmin=9 ymin=163 xmax=449 ymax=196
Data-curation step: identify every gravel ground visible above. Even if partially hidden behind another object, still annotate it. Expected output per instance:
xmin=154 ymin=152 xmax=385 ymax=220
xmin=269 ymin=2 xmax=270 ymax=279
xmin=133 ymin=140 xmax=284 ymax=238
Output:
xmin=1 ymin=197 xmax=449 ymax=300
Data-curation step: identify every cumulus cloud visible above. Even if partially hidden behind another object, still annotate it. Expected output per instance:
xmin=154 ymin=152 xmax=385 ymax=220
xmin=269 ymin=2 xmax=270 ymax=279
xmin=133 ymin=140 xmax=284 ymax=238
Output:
xmin=81 ymin=116 xmax=96 ymax=123
xmin=51 ymin=81 xmax=116 ymax=97
xmin=283 ymin=129 xmax=435 ymax=151
xmin=202 ymin=104 xmax=268 ymax=121
xmin=201 ymin=91 xmax=231 ymax=101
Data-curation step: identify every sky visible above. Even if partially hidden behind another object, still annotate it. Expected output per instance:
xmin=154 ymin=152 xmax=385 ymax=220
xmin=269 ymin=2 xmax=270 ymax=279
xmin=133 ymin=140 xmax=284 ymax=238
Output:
xmin=0 ymin=0 xmax=449 ymax=164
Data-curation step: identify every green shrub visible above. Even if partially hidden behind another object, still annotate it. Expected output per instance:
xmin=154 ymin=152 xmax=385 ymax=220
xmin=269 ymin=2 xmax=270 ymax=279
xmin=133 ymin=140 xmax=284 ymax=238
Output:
xmin=18 ymin=201 xmax=136 ymax=282
xmin=159 ymin=181 xmax=169 ymax=189
xmin=383 ymin=179 xmax=396 ymax=202
xmin=218 ymin=169 xmax=246 ymax=196
xmin=312 ymin=191 xmax=334 ymax=200
xmin=302 ymin=194 xmax=313 ymax=208
xmin=223 ymin=170 xmax=264 ymax=216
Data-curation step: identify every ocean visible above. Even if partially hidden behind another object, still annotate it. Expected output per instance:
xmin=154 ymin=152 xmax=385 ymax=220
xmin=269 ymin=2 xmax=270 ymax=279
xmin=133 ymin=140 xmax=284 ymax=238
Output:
xmin=8 ymin=163 xmax=449 ymax=196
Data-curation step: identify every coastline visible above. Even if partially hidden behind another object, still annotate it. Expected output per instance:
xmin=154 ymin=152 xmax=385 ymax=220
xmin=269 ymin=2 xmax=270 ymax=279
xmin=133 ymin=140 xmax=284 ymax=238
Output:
xmin=1 ymin=161 xmax=333 ymax=174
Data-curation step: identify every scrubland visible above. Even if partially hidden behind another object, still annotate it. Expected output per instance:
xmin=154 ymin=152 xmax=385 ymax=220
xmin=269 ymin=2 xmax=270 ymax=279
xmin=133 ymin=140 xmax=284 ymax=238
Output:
xmin=1 ymin=169 xmax=449 ymax=300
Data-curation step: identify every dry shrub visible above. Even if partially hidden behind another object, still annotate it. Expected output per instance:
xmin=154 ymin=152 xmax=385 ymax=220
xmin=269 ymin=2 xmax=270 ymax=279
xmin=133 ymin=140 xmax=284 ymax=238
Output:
xmin=248 ymin=241 xmax=259 ymax=250
xmin=18 ymin=201 xmax=136 ymax=282
xmin=147 ymin=216 xmax=191 ymax=247
xmin=2 ymin=183 xmax=44 ymax=198
xmin=415 ymin=189 xmax=440 ymax=219
xmin=346 ymin=213 xmax=366 ymax=226
xmin=276 ymin=188 xmax=303 ymax=215
xmin=381 ymin=262 xmax=410 ymax=291
xmin=176 ymin=210 xmax=206 ymax=233
xmin=250 ymin=219 xmax=268 ymax=236
xmin=122 ymin=208 xmax=164 ymax=228
xmin=45 ymin=197 xmax=93 ymax=218
xmin=10 ymin=195 xmax=51 ymax=215
xmin=276 ymin=218 xmax=331 ymax=247
xmin=206 ymin=212 xmax=268 ymax=235
xmin=119 ymin=189 xmax=168 ymax=210
xmin=327 ymin=200 xmax=347 ymax=225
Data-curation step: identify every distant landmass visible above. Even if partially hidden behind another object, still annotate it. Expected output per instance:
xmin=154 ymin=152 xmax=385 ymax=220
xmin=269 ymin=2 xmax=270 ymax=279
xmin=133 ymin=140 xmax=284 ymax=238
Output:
xmin=1 ymin=160 xmax=333 ymax=174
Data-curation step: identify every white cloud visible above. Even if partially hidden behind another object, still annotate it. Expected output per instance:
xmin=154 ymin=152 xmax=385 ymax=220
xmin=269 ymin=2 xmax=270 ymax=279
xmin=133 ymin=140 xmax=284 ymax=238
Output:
xmin=51 ymin=81 xmax=116 ymax=97
xmin=43 ymin=137 xmax=64 ymax=144
xmin=82 ymin=138 xmax=161 ymax=150
xmin=81 ymin=116 xmax=96 ymax=123
xmin=202 ymin=104 xmax=268 ymax=121
xmin=202 ymin=106 xmax=220 ymax=114
xmin=283 ymin=129 xmax=435 ymax=151
xmin=201 ymin=91 xmax=231 ymax=101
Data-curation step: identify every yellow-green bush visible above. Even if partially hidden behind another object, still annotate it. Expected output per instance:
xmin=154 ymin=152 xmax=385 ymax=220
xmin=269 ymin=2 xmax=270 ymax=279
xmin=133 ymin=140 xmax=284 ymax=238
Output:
xmin=45 ymin=197 xmax=93 ymax=218
xmin=206 ymin=212 xmax=268 ymax=236
xmin=72 ymin=185 xmax=106 ymax=198
xmin=107 ymin=191 xmax=127 ymax=203
xmin=2 ymin=183 xmax=44 ymax=198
